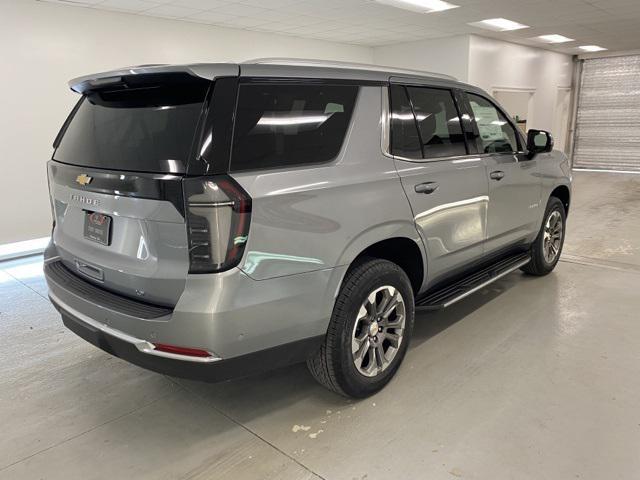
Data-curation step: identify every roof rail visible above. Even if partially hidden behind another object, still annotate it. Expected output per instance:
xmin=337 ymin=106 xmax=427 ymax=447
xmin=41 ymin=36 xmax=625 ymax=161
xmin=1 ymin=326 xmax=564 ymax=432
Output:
xmin=243 ymin=58 xmax=458 ymax=81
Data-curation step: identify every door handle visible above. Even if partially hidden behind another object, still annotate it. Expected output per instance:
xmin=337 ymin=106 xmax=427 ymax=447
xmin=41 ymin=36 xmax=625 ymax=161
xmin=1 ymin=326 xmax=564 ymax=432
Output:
xmin=414 ymin=182 xmax=439 ymax=194
xmin=490 ymin=170 xmax=505 ymax=181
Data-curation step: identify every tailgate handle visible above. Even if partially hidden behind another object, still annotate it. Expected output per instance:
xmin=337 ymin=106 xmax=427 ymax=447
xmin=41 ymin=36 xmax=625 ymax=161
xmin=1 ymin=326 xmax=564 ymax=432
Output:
xmin=75 ymin=260 xmax=104 ymax=282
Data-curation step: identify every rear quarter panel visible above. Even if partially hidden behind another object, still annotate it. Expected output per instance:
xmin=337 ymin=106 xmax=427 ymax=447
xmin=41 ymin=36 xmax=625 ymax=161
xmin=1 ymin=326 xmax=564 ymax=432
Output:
xmin=231 ymin=86 xmax=424 ymax=282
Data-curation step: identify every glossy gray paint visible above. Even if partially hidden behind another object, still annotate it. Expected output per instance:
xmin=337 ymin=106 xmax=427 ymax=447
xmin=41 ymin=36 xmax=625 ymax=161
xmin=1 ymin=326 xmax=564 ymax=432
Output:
xmin=48 ymin=176 xmax=189 ymax=306
xmin=483 ymin=152 xmax=541 ymax=253
xmin=46 ymin=248 xmax=347 ymax=359
xmin=232 ymin=86 xmax=424 ymax=281
xmin=46 ymin=61 xmax=571 ymax=366
xmin=394 ymin=156 xmax=488 ymax=285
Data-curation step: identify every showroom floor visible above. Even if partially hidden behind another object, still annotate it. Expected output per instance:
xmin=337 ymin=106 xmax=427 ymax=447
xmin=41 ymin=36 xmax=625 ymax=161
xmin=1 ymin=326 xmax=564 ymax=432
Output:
xmin=1 ymin=171 xmax=639 ymax=480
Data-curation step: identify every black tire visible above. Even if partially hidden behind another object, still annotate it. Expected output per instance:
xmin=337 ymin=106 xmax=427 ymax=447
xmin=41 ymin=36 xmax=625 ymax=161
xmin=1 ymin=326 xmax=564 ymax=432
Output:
xmin=521 ymin=196 xmax=566 ymax=276
xmin=307 ymin=258 xmax=415 ymax=398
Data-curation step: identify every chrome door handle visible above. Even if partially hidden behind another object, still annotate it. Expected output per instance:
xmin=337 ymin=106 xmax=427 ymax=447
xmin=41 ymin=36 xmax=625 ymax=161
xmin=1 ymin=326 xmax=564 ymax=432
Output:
xmin=415 ymin=182 xmax=439 ymax=194
xmin=490 ymin=170 xmax=505 ymax=181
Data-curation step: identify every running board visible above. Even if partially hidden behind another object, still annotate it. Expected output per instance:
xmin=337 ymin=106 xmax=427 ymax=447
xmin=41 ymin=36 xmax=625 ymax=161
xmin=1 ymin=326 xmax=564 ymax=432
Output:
xmin=416 ymin=252 xmax=531 ymax=310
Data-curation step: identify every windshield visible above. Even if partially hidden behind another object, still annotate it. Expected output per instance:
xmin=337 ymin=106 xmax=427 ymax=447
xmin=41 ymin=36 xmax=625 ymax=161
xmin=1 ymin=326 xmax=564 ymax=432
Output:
xmin=54 ymin=76 xmax=210 ymax=174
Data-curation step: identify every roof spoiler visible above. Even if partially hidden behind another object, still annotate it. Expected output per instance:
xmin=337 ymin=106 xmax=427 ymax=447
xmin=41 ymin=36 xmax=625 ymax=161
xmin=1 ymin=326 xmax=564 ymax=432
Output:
xmin=68 ymin=63 xmax=239 ymax=94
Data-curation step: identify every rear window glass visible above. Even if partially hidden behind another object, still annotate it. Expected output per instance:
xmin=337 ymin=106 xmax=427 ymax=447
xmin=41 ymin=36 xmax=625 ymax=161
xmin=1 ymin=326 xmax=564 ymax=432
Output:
xmin=389 ymin=85 xmax=422 ymax=159
xmin=54 ymin=76 xmax=209 ymax=174
xmin=230 ymin=83 xmax=358 ymax=172
xmin=406 ymin=87 xmax=467 ymax=158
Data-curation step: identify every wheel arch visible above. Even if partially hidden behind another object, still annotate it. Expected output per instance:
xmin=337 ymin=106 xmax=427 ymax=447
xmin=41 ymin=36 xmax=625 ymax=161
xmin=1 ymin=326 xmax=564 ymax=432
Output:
xmin=345 ymin=236 xmax=425 ymax=295
xmin=550 ymin=185 xmax=570 ymax=215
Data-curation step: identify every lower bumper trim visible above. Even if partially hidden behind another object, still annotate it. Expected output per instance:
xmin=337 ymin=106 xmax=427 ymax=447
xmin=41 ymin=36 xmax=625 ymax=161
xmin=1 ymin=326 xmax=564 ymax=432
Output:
xmin=56 ymin=302 xmax=324 ymax=383
xmin=49 ymin=291 xmax=220 ymax=363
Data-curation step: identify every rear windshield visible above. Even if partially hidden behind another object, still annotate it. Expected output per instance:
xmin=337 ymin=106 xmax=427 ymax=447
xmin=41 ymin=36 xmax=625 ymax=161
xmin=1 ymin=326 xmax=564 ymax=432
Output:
xmin=230 ymin=83 xmax=359 ymax=172
xmin=54 ymin=76 xmax=210 ymax=174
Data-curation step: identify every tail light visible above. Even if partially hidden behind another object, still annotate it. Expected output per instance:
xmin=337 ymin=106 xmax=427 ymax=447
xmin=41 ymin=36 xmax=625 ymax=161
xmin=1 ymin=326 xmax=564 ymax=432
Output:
xmin=183 ymin=175 xmax=252 ymax=274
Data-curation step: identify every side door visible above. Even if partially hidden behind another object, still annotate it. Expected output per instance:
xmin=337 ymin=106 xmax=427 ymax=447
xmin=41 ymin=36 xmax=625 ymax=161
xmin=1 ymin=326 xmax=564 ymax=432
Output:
xmin=389 ymin=83 xmax=489 ymax=285
xmin=465 ymin=92 xmax=542 ymax=255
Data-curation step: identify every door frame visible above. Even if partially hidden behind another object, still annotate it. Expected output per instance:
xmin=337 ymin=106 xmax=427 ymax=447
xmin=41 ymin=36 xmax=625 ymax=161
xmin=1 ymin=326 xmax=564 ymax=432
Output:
xmin=553 ymin=86 xmax=573 ymax=154
xmin=491 ymin=86 xmax=536 ymax=134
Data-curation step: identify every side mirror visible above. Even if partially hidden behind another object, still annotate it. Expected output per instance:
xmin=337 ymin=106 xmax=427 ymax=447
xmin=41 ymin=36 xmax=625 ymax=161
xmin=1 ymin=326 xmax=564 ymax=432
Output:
xmin=527 ymin=129 xmax=554 ymax=159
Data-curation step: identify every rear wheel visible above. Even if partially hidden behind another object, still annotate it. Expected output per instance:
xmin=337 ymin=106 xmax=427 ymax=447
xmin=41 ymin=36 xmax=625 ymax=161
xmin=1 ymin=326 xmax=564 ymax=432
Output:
xmin=307 ymin=258 xmax=415 ymax=398
xmin=521 ymin=196 xmax=566 ymax=276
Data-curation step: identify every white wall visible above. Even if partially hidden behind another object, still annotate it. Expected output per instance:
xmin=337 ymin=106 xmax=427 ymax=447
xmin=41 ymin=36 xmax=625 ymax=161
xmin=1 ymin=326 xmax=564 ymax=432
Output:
xmin=467 ymin=35 xmax=573 ymax=133
xmin=373 ymin=35 xmax=470 ymax=81
xmin=0 ymin=0 xmax=575 ymax=246
xmin=493 ymin=91 xmax=532 ymax=122
xmin=0 ymin=0 xmax=373 ymax=245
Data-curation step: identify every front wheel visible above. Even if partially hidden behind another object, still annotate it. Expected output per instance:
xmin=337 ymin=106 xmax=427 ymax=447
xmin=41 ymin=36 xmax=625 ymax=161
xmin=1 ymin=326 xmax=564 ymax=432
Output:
xmin=521 ymin=196 xmax=566 ymax=276
xmin=307 ymin=258 xmax=415 ymax=398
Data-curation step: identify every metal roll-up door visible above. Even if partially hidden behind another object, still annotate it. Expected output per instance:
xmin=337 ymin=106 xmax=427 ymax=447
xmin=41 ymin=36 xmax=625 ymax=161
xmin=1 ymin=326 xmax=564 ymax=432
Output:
xmin=574 ymin=55 xmax=640 ymax=171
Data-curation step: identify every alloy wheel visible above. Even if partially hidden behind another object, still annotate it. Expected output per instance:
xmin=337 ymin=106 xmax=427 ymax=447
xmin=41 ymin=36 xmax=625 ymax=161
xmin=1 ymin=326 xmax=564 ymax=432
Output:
xmin=543 ymin=210 xmax=563 ymax=264
xmin=351 ymin=285 xmax=406 ymax=377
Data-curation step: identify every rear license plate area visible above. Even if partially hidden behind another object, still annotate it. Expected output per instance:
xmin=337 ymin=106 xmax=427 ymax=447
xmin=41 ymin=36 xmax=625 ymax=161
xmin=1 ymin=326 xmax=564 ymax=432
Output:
xmin=84 ymin=211 xmax=112 ymax=245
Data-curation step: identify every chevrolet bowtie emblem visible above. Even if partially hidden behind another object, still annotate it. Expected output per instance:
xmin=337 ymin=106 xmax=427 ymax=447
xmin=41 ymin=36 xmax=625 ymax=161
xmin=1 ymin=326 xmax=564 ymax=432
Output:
xmin=75 ymin=174 xmax=93 ymax=186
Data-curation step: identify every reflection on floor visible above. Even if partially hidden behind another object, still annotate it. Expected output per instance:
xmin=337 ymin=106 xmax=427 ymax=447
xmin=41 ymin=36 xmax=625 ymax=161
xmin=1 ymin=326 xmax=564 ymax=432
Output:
xmin=1 ymin=171 xmax=640 ymax=479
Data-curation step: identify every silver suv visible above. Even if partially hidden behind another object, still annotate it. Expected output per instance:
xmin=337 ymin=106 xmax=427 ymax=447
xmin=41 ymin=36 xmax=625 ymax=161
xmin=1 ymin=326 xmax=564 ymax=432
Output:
xmin=44 ymin=59 xmax=571 ymax=398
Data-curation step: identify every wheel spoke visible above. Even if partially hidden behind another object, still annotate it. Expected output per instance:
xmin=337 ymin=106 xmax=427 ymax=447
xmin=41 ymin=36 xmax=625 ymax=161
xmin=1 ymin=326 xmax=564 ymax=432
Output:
xmin=386 ymin=314 xmax=404 ymax=330
xmin=385 ymin=332 xmax=401 ymax=348
xmin=366 ymin=292 xmax=377 ymax=316
xmin=363 ymin=346 xmax=377 ymax=375
xmin=375 ymin=344 xmax=386 ymax=370
xmin=352 ymin=326 xmax=368 ymax=353
xmin=353 ymin=338 xmax=369 ymax=367
xmin=376 ymin=288 xmax=394 ymax=316
xmin=381 ymin=292 xmax=399 ymax=319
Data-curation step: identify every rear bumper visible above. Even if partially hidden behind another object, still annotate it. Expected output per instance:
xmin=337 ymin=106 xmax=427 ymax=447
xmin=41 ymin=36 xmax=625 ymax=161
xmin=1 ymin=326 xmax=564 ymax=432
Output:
xmin=44 ymin=249 xmax=345 ymax=381
xmin=55 ymin=301 xmax=322 ymax=382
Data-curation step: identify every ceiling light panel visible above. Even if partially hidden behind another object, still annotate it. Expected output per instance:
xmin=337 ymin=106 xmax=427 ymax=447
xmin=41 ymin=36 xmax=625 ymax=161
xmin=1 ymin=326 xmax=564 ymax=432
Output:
xmin=375 ymin=0 xmax=459 ymax=14
xmin=468 ymin=18 xmax=529 ymax=32
xmin=579 ymin=45 xmax=607 ymax=52
xmin=535 ymin=34 xmax=574 ymax=44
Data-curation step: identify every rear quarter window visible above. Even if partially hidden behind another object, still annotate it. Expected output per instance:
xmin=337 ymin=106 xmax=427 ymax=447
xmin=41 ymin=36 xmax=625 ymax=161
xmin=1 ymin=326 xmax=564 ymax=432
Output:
xmin=230 ymin=83 xmax=359 ymax=172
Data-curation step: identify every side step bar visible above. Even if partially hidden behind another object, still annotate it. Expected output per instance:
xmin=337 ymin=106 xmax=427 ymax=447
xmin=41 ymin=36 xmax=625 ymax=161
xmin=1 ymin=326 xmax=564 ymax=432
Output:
xmin=416 ymin=252 xmax=531 ymax=310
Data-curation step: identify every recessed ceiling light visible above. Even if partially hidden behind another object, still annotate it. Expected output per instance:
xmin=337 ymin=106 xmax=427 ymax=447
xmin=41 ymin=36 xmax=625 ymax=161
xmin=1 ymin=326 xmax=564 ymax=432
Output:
xmin=375 ymin=0 xmax=459 ymax=13
xmin=468 ymin=18 xmax=529 ymax=32
xmin=579 ymin=45 xmax=607 ymax=52
xmin=535 ymin=34 xmax=574 ymax=44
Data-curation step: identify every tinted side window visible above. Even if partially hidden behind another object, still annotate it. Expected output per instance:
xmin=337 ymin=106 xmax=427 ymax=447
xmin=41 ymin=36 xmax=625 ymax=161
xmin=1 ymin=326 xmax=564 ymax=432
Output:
xmin=468 ymin=93 xmax=519 ymax=154
xmin=389 ymin=85 xmax=422 ymax=159
xmin=230 ymin=83 xmax=358 ymax=172
xmin=406 ymin=87 xmax=467 ymax=158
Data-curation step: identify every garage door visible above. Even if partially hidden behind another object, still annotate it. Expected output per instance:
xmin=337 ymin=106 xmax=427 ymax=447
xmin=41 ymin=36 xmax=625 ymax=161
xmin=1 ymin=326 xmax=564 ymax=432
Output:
xmin=574 ymin=55 xmax=640 ymax=171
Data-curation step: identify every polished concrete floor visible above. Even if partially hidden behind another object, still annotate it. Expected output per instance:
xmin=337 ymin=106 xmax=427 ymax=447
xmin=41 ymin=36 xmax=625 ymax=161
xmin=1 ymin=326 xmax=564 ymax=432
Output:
xmin=1 ymin=170 xmax=640 ymax=480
